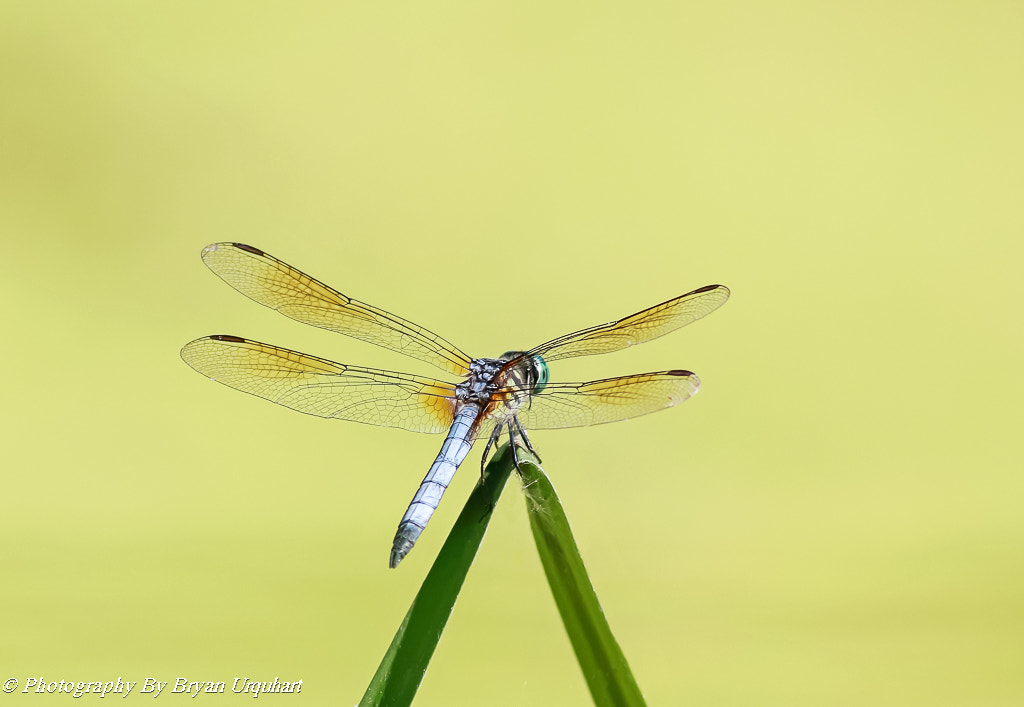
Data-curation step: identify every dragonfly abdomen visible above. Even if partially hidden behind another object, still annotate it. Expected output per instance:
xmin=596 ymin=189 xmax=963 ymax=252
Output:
xmin=389 ymin=404 xmax=480 ymax=568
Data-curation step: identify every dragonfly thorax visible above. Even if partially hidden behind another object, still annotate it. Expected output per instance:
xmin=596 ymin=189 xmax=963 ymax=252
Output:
xmin=455 ymin=358 xmax=506 ymax=405
xmin=454 ymin=353 xmax=549 ymax=408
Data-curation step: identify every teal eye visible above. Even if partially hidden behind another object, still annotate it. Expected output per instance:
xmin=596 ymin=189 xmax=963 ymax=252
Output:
xmin=533 ymin=355 xmax=549 ymax=394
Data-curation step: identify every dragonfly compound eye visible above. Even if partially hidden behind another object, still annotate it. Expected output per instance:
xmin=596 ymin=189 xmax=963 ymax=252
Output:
xmin=532 ymin=355 xmax=549 ymax=394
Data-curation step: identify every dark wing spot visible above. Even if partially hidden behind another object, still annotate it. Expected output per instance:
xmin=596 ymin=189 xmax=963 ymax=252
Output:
xmin=210 ymin=334 xmax=247 ymax=343
xmin=233 ymin=243 xmax=265 ymax=256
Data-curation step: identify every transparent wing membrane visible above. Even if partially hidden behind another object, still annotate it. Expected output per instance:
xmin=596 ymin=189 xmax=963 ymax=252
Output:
xmin=200 ymin=243 xmax=473 ymax=376
xmin=529 ymin=284 xmax=730 ymax=362
xmin=512 ymin=371 xmax=702 ymax=430
xmin=180 ymin=335 xmax=457 ymax=433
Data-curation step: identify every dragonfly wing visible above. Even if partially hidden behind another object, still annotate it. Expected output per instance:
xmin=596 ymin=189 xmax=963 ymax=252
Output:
xmin=528 ymin=284 xmax=729 ymax=362
xmin=512 ymin=371 xmax=701 ymax=429
xmin=180 ymin=336 xmax=457 ymax=433
xmin=199 ymin=243 xmax=473 ymax=376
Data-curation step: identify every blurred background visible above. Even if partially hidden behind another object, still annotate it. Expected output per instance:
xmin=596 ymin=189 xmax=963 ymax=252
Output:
xmin=1 ymin=1 xmax=1021 ymax=704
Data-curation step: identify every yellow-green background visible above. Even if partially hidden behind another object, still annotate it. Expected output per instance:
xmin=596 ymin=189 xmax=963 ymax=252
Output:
xmin=2 ymin=2 xmax=1021 ymax=704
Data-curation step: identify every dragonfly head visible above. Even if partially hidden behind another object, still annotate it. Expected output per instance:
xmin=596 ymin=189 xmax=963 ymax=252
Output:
xmin=501 ymin=351 xmax=549 ymax=394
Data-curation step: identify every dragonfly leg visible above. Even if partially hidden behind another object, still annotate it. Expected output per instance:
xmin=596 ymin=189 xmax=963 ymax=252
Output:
xmin=479 ymin=424 xmax=503 ymax=477
xmin=512 ymin=415 xmax=542 ymax=463
xmin=507 ymin=421 xmax=524 ymax=469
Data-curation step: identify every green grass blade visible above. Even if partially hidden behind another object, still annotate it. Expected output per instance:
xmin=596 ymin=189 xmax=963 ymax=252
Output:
xmin=359 ymin=445 xmax=516 ymax=707
xmin=519 ymin=457 xmax=647 ymax=707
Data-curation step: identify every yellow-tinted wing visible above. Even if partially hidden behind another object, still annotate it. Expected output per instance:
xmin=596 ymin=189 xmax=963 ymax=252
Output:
xmin=199 ymin=243 xmax=473 ymax=376
xmin=180 ymin=335 xmax=457 ymax=433
xmin=528 ymin=285 xmax=729 ymax=362
xmin=512 ymin=371 xmax=701 ymax=429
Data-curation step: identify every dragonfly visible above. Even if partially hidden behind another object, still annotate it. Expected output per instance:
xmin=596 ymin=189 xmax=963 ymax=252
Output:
xmin=181 ymin=243 xmax=729 ymax=568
